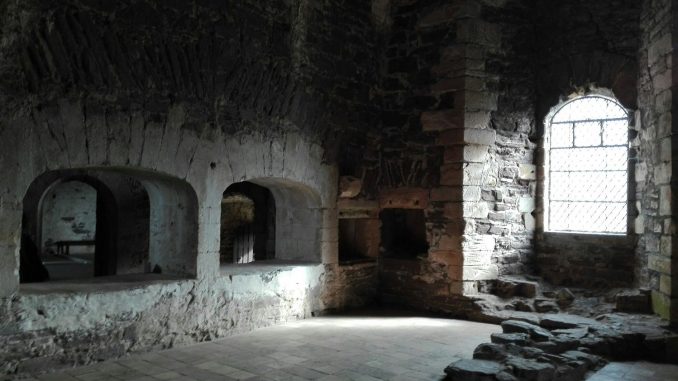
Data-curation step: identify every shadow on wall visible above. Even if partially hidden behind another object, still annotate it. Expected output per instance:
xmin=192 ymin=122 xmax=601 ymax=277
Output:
xmin=220 ymin=178 xmax=323 ymax=265
xmin=20 ymin=168 xmax=199 ymax=283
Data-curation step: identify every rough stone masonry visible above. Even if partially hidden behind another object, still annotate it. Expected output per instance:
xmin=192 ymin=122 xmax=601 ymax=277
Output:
xmin=0 ymin=0 xmax=677 ymax=378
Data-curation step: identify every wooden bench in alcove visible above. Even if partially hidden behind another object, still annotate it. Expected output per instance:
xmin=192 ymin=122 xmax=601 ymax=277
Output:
xmin=55 ymin=240 xmax=96 ymax=256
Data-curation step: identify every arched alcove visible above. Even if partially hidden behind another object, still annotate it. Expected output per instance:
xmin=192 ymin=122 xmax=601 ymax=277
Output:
xmin=220 ymin=178 xmax=322 ymax=266
xmin=536 ymin=92 xmax=636 ymax=289
xmin=20 ymin=168 xmax=198 ymax=283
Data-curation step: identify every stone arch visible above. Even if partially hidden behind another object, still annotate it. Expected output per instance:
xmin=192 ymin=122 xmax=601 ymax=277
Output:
xmin=20 ymin=168 xmax=199 ymax=283
xmin=21 ymin=172 xmax=120 ymax=282
xmin=221 ymin=177 xmax=323 ymax=264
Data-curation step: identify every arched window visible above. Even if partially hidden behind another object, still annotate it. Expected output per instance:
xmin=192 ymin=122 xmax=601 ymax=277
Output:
xmin=545 ymin=95 xmax=629 ymax=234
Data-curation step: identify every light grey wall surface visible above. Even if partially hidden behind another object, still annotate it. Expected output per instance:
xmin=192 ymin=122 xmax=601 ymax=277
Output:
xmin=40 ymin=181 xmax=97 ymax=254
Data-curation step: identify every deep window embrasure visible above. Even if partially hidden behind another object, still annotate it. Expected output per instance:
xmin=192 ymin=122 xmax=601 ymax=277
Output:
xmin=546 ymin=95 xmax=629 ymax=234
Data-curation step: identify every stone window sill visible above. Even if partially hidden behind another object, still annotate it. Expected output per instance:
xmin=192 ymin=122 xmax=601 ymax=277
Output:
xmin=543 ymin=231 xmax=629 ymax=238
xmin=19 ymin=273 xmax=187 ymax=295
xmin=219 ymin=260 xmax=321 ymax=276
xmin=338 ymin=258 xmax=377 ymax=267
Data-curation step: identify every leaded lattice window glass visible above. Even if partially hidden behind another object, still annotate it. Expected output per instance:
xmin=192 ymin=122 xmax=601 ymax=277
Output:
xmin=546 ymin=96 xmax=629 ymax=234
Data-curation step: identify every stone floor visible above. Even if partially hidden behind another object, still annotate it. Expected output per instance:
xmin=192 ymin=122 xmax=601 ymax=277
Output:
xmin=8 ymin=311 xmax=678 ymax=381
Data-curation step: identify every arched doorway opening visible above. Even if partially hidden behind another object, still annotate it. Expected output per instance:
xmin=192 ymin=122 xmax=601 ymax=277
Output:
xmin=20 ymin=168 xmax=198 ymax=283
xmin=220 ymin=178 xmax=322 ymax=266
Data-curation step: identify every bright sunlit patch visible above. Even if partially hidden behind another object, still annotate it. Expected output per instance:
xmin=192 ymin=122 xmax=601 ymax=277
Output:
xmin=285 ymin=317 xmax=458 ymax=329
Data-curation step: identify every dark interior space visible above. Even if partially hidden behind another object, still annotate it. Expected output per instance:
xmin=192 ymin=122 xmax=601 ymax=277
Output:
xmin=221 ymin=181 xmax=275 ymax=264
xmin=379 ymin=209 xmax=428 ymax=260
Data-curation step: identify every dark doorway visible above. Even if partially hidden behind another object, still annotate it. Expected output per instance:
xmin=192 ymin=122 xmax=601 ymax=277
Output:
xmin=221 ymin=182 xmax=275 ymax=264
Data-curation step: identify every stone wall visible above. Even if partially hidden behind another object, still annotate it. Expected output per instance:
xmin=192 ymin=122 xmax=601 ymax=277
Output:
xmin=462 ymin=0 xmax=537 ymax=289
xmin=0 ymin=0 xmax=381 ymax=376
xmin=370 ymin=0 xmax=537 ymax=310
xmin=637 ymin=0 xmax=677 ymax=322
xmin=1 ymin=264 xmax=377 ymax=375
xmin=41 ymin=181 xmax=97 ymax=254
xmin=538 ymin=234 xmax=635 ymax=288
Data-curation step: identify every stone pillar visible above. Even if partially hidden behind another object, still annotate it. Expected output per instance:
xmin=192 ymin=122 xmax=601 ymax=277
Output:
xmin=456 ymin=3 xmax=502 ymax=294
xmin=638 ymin=0 xmax=677 ymax=324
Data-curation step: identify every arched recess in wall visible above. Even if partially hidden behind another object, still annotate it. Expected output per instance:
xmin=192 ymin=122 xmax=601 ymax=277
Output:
xmin=536 ymin=59 xmax=637 ymax=138
xmin=220 ymin=178 xmax=322 ymax=265
xmin=20 ymin=168 xmax=199 ymax=283
xmin=542 ymin=93 xmax=631 ymax=234
xmin=535 ymin=91 xmax=638 ymax=289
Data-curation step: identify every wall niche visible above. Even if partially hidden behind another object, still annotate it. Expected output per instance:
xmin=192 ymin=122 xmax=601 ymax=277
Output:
xmin=379 ymin=209 xmax=428 ymax=260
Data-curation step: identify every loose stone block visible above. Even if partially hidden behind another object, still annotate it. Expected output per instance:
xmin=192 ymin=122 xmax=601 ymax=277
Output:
xmin=444 ymin=358 xmax=503 ymax=380
xmin=495 ymin=278 xmax=538 ymax=298
xmin=560 ymin=350 xmax=603 ymax=368
xmin=534 ymin=299 xmax=558 ymax=314
xmin=506 ymin=357 xmax=555 ymax=381
xmin=615 ymin=289 xmax=651 ymax=313
xmin=501 ymin=320 xmax=553 ymax=342
xmin=473 ymin=343 xmax=509 ymax=361
xmin=551 ymin=328 xmax=588 ymax=340
xmin=540 ymin=314 xmax=600 ymax=330
xmin=491 ymin=333 xmax=530 ymax=345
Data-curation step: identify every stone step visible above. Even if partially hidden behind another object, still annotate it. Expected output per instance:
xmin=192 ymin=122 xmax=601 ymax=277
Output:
xmin=494 ymin=277 xmax=539 ymax=299
xmin=615 ymin=289 xmax=651 ymax=314
xmin=444 ymin=358 xmax=503 ymax=381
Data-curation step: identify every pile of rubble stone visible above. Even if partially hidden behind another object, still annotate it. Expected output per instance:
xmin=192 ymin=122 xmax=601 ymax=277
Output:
xmin=443 ymin=276 xmax=677 ymax=380
xmin=445 ymin=313 xmax=644 ymax=380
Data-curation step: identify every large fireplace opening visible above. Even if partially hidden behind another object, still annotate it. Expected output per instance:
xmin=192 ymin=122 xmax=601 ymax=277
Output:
xmin=379 ymin=209 xmax=428 ymax=260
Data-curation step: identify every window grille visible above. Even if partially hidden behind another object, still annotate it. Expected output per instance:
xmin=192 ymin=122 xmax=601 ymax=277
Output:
xmin=546 ymin=96 xmax=629 ymax=234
